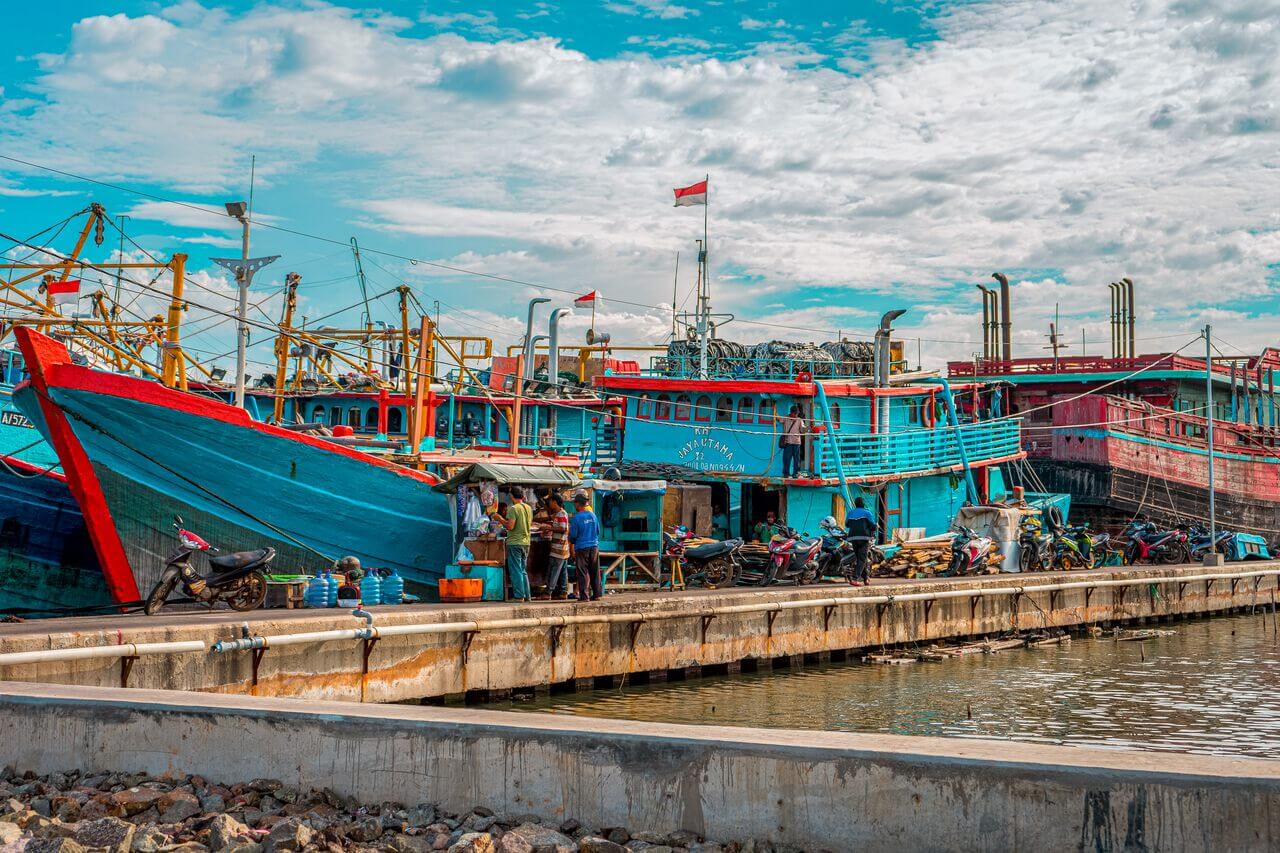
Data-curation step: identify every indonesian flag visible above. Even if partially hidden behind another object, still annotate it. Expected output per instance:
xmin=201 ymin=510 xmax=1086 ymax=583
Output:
xmin=574 ymin=290 xmax=598 ymax=305
xmin=44 ymin=279 xmax=81 ymax=306
xmin=673 ymin=179 xmax=708 ymax=207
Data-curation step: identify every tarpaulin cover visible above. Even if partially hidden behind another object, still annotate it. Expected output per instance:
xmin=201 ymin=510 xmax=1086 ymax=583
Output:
xmin=432 ymin=462 xmax=580 ymax=494
xmin=955 ymin=505 xmax=1027 ymax=573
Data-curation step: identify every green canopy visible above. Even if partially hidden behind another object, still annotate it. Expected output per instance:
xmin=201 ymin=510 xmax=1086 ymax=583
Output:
xmin=432 ymin=462 xmax=580 ymax=494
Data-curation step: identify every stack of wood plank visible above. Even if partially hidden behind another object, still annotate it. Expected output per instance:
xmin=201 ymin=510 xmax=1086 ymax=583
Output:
xmin=872 ymin=534 xmax=1003 ymax=578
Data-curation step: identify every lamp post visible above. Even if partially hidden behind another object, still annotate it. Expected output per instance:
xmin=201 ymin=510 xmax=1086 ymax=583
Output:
xmin=211 ymin=200 xmax=278 ymax=409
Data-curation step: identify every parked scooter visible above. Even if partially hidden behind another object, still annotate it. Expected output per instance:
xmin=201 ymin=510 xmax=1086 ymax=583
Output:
xmin=1017 ymin=517 xmax=1055 ymax=572
xmin=949 ymin=526 xmax=996 ymax=575
xmin=764 ymin=527 xmax=823 ymax=585
xmin=663 ymin=526 xmax=742 ymax=588
xmin=143 ymin=517 xmax=276 ymax=615
xmin=1187 ymin=524 xmax=1234 ymax=562
xmin=1122 ymin=519 xmax=1190 ymax=565
xmin=1062 ymin=523 xmax=1124 ymax=569
xmin=817 ymin=516 xmax=864 ymax=583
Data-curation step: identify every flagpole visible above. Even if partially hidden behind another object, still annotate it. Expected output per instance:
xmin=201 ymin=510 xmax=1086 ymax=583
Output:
xmin=699 ymin=173 xmax=710 ymax=378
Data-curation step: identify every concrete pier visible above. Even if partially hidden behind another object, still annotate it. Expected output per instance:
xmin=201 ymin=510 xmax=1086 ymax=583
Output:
xmin=1 ymin=563 xmax=1276 ymax=702
xmin=1 ymin=681 xmax=1276 ymax=851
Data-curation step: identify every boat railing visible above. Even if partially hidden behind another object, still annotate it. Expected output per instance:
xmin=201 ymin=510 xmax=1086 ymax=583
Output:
xmin=817 ymin=418 xmax=1023 ymax=478
xmin=646 ymin=353 xmax=901 ymax=381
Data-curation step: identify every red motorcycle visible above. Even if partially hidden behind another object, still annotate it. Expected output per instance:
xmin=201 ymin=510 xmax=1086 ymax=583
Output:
xmin=765 ymin=528 xmax=823 ymax=585
xmin=1122 ymin=520 xmax=1190 ymax=565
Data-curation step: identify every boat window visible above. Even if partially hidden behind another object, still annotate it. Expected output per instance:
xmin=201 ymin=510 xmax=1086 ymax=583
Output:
xmin=674 ymin=394 xmax=692 ymax=421
xmin=365 ymin=408 xmax=379 ymax=429
xmin=347 ymin=408 xmax=362 ymax=428
xmin=387 ymin=407 xmax=403 ymax=433
xmin=330 ymin=406 xmax=342 ymax=426
xmin=655 ymin=394 xmax=672 ymax=420
xmin=830 ymin=402 xmax=841 ymax=429
xmin=757 ymin=399 xmax=775 ymax=425
xmin=907 ymin=398 xmax=921 ymax=425
xmin=694 ymin=395 xmax=712 ymax=423
xmin=715 ymin=396 xmax=733 ymax=422
xmin=737 ymin=396 xmax=755 ymax=423
xmin=311 ymin=405 xmax=326 ymax=424
xmin=636 ymin=394 xmax=652 ymax=420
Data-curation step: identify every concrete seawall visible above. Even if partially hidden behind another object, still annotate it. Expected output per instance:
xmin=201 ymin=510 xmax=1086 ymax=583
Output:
xmin=1 ymin=564 xmax=1277 ymax=702
xmin=0 ymin=681 xmax=1276 ymax=851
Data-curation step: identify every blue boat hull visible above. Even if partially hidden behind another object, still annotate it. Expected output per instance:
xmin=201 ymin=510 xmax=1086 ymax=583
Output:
xmin=13 ymin=336 xmax=455 ymax=598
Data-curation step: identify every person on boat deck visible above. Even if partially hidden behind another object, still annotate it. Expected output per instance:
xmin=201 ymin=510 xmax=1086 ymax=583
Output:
xmin=778 ymin=404 xmax=804 ymax=477
xmin=845 ymin=496 xmax=878 ymax=587
xmin=753 ymin=510 xmax=785 ymax=543
xmin=569 ymin=491 xmax=602 ymax=602
xmin=492 ymin=487 xmax=533 ymax=602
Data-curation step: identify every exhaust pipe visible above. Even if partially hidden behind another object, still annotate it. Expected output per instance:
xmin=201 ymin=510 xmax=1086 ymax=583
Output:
xmin=874 ymin=309 xmax=907 ymax=388
xmin=975 ymin=285 xmax=993 ymax=359
xmin=521 ymin=298 xmax=551 ymax=383
xmin=1108 ymin=283 xmax=1118 ymax=358
xmin=1123 ymin=277 xmax=1135 ymax=359
xmin=547 ymin=307 xmax=570 ymax=395
xmin=992 ymin=273 xmax=1011 ymax=362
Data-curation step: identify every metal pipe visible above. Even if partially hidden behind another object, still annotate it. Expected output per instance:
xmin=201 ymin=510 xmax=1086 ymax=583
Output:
xmin=547 ymin=308 xmax=570 ymax=395
xmin=874 ymin=309 xmax=907 ymax=388
xmin=975 ymin=285 xmax=992 ymax=360
xmin=1108 ymin=283 xmax=1118 ymax=358
xmin=521 ymin=298 xmax=550 ymax=383
xmin=1123 ymin=277 xmax=1135 ymax=360
xmin=992 ymin=273 xmax=1011 ymax=362
xmin=0 ymin=640 xmax=206 ymax=667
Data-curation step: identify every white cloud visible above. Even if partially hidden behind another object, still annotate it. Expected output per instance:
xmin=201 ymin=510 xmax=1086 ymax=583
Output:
xmin=5 ymin=1 xmax=1280 ymax=362
xmin=604 ymin=0 xmax=697 ymax=20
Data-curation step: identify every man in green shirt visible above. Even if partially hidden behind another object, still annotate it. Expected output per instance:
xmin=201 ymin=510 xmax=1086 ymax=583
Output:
xmin=753 ymin=510 xmax=785 ymax=543
xmin=494 ymin=486 xmax=533 ymax=601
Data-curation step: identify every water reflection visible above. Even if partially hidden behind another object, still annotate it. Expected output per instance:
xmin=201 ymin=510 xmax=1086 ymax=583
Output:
xmin=485 ymin=613 xmax=1280 ymax=759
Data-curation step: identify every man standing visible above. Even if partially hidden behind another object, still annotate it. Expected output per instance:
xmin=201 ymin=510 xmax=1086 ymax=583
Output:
xmin=845 ymin=496 xmax=878 ymax=586
xmin=779 ymin=404 xmax=804 ymax=478
xmin=539 ymin=493 xmax=571 ymax=600
xmin=753 ymin=510 xmax=784 ymax=543
xmin=569 ymin=492 xmax=602 ymax=602
xmin=493 ymin=486 xmax=533 ymax=601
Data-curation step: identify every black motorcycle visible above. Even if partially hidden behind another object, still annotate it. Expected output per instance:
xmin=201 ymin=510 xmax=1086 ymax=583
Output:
xmin=143 ymin=518 xmax=275 ymax=615
xmin=663 ymin=528 xmax=742 ymax=588
xmin=1017 ymin=518 xmax=1054 ymax=572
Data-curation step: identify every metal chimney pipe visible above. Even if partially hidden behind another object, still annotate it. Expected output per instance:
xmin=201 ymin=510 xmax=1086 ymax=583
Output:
xmin=874 ymin=309 xmax=908 ymax=388
xmin=522 ymin=297 xmax=551 ymax=383
xmin=1123 ymin=277 xmax=1135 ymax=359
xmin=1107 ymin=283 xmax=1117 ymax=358
xmin=547 ymin=307 xmax=570 ymax=395
xmin=975 ymin=285 xmax=992 ymax=359
xmin=992 ymin=273 xmax=1011 ymax=362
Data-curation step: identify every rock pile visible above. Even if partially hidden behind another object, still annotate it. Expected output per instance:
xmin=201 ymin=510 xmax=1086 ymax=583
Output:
xmin=0 ymin=768 xmax=795 ymax=853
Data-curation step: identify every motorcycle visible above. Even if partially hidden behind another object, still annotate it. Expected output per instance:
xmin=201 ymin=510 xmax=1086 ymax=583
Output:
xmin=1187 ymin=524 xmax=1234 ymax=562
xmin=1122 ymin=520 xmax=1190 ymax=565
xmin=817 ymin=517 xmax=860 ymax=584
xmin=1063 ymin=524 xmax=1124 ymax=569
xmin=949 ymin=525 xmax=996 ymax=575
xmin=143 ymin=518 xmax=276 ymax=615
xmin=763 ymin=527 xmax=823 ymax=585
xmin=1017 ymin=517 xmax=1055 ymax=572
xmin=663 ymin=526 xmax=741 ymax=588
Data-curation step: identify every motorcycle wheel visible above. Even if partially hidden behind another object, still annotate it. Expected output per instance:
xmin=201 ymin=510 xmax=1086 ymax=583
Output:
xmin=1018 ymin=546 xmax=1033 ymax=573
xmin=226 ymin=571 xmax=268 ymax=612
xmin=704 ymin=557 xmax=733 ymax=589
xmin=1159 ymin=542 xmax=1190 ymax=565
xmin=143 ymin=574 xmax=179 ymax=616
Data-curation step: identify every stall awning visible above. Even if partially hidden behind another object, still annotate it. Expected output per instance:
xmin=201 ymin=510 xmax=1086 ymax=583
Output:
xmin=432 ymin=462 xmax=581 ymax=494
xmin=582 ymin=478 xmax=667 ymax=495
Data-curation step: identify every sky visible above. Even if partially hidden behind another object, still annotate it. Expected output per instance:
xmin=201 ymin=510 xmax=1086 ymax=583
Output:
xmin=1 ymin=0 xmax=1278 ymax=376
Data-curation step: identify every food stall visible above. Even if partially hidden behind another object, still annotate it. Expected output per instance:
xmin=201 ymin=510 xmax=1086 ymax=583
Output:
xmin=583 ymin=478 xmax=667 ymax=588
xmin=432 ymin=461 xmax=580 ymax=599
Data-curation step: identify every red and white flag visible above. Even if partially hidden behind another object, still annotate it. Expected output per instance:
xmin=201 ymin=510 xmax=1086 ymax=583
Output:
xmin=574 ymin=290 xmax=598 ymax=305
xmin=673 ymin=179 xmax=708 ymax=207
xmin=43 ymin=279 xmax=81 ymax=306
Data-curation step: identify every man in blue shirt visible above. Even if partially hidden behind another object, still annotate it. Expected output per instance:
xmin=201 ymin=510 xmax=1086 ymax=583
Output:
xmin=845 ymin=496 xmax=878 ymax=586
xmin=569 ymin=491 xmax=602 ymax=601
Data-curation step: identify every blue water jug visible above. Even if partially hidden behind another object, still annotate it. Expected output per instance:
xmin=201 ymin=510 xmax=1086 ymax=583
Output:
xmin=360 ymin=571 xmax=382 ymax=606
xmin=323 ymin=570 xmax=338 ymax=607
xmin=381 ymin=569 xmax=404 ymax=605
xmin=304 ymin=574 xmax=329 ymax=608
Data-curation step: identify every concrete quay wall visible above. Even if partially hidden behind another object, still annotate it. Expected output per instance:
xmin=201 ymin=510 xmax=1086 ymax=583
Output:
xmin=1 ymin=682 xmax=1276 ymax=852
xmin=1 ymin=564 xmax=1276 ymax=702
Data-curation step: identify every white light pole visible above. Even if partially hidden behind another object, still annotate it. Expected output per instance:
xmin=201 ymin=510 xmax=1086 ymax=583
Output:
xmin=1204 ymin=324 xmax=1223 ymax=566
xmin=212 ymin=200 xmax=278 ymax=408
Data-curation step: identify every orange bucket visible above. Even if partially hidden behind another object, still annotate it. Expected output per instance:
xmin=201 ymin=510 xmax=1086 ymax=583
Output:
xmin=439 ymin=577 xmax=484 ymax=602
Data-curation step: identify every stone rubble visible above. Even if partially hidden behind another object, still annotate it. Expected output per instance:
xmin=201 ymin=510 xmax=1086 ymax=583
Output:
xmin=0 ymin=769 xmax=817 ymax=853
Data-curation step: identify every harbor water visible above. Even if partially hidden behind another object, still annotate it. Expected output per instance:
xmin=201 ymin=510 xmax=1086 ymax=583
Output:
xmin=486 ymin=611 xmax=1280 ymax=760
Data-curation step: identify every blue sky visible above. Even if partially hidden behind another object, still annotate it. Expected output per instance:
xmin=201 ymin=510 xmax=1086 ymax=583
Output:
xmin=1 ymin=1 xmax=1278 ymax=374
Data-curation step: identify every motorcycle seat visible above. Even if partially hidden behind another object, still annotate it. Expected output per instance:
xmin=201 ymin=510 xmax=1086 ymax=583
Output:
xmin=208 ymin=548 xmax=275 ymax=571
xmin=685 ymin=540 xmax=740 ymax=560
